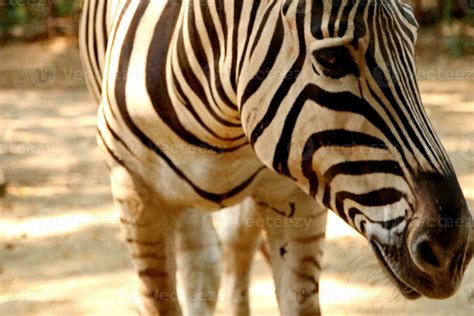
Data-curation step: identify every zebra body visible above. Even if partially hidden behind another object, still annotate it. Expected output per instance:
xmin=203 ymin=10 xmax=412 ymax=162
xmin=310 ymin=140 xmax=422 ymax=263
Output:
xmin=81 ymin=1 xmax=275 ymax=314
xmin=80 ymin=0 xmax=473 ymax=315
xmin=98 ymin=0 xmax=295 ymax=209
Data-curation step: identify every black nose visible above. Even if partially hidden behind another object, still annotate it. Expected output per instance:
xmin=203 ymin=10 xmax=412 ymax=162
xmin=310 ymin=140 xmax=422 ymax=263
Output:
xmin=415 ymin=238 xmax=441 ymax=269
xmin=411 ymin=234 xmax=464 ymax=274
xmin=410 ymin=172 xmax=472 ymax=278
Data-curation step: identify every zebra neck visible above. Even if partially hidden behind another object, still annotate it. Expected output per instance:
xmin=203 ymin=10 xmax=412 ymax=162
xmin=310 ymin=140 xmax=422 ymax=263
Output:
xmin=163 ymin=0 xmax=276 ymax=148
xmin=173 ymin=0 xmax=283 ymax=119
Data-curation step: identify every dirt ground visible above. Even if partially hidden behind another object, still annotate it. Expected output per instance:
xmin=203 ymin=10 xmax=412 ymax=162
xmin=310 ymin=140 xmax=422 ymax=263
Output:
xmin=0 ymin=37 xmax=474 ymax=316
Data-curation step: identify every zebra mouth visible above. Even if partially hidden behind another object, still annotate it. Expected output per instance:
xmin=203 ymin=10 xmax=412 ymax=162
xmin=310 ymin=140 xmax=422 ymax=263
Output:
xmin=370 ymin=241 xmax=421 ymax=299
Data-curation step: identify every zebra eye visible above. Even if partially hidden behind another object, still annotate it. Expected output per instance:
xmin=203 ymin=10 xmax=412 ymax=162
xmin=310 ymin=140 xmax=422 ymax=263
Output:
xmin=312 ymin=46 xmax=359 ymax=78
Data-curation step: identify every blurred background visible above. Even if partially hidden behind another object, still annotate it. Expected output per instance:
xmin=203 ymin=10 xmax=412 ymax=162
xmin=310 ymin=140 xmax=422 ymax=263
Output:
xmin=0 ymin=1 xmax=473 ymax=315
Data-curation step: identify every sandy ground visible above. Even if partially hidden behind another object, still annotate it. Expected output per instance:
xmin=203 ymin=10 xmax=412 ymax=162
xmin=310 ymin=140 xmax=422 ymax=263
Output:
xmin=0 ymin=38 xmax=474 ymax=316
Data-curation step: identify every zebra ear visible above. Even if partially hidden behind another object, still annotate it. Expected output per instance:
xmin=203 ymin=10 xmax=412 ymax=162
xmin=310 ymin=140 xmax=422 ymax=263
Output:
xmin=397 ymin=2 xmax=419 ymax=29
xmin=397 ymin=2 xmax=419 ymax=44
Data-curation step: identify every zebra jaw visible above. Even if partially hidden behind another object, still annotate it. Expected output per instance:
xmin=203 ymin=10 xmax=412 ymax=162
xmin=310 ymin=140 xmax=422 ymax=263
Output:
xmin=370 ymin=240 xmax=421 ymax=299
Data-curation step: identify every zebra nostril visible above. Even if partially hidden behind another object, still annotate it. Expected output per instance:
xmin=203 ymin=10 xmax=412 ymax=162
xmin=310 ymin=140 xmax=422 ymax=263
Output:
xmin=417 ymin=240 xmax=440 ymax=268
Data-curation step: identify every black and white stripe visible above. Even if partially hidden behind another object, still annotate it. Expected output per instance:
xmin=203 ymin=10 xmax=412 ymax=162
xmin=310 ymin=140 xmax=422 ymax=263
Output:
xmin=80 ymin=0 xmax=471 ymax=314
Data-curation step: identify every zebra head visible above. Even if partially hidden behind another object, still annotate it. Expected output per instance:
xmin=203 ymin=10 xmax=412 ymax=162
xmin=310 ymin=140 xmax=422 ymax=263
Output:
xmin=242 ymin=0 xmax=472 ymax=299
xmin=300 ymin=0 xmax=473 ymax=299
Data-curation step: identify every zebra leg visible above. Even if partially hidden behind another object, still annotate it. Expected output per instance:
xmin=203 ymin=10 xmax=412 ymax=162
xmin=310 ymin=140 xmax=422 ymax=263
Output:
xmin=109 ymin=166 xmax=182 ymax=316
xmin=175 ymin=208 xmax=221 ymax=316
xmin=213 ymin=198 xmax=262 ymax=316
xmin=255 ymin=191 xmax=327 ymax=316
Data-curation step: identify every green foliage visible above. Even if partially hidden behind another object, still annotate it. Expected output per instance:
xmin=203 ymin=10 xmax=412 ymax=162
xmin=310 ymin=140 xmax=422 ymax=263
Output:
xmin=0 ymin=0 xmax=80 ymax=42
xmin=54 ymin=0 xmax=78 ymax=17
xmin=439 ymin=10 xmax=474 ymax=58
xmin=443 ymin=34 xmax=474 ymax=57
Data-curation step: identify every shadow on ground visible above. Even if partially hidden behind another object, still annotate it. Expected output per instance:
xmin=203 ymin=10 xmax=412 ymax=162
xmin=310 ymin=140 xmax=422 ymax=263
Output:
xmin=1 ymin=39 xmax=473 ymax=315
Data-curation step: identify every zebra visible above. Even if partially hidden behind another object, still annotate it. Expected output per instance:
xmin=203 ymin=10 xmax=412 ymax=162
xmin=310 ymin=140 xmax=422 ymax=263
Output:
xmin=80 ymin=0 xmax=473 ymax=315
xmin=79 ymin=1 xmax=265 ymax=315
